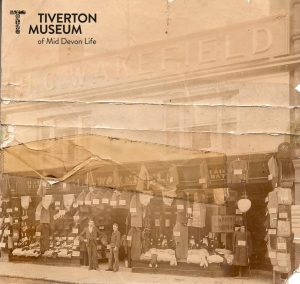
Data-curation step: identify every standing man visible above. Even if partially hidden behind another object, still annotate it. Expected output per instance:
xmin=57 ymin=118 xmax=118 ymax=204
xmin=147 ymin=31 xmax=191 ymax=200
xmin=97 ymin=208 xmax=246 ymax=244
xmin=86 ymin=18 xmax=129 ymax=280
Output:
xmin=232 ymin=225 xmax=253 ymax=278
xmin=106 ymin=223 xmax=121 ymax=272
xmin=80 ymin=219 xmax=100 ymax=270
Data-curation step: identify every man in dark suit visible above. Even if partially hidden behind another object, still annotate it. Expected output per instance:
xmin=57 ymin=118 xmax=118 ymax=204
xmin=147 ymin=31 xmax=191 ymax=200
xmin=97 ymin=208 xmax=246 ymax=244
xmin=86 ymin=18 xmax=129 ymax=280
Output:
xmin=80 ymin=219 xmax=100 ymax=270
xmin=106 ymin=223 xmax=121 ymax=272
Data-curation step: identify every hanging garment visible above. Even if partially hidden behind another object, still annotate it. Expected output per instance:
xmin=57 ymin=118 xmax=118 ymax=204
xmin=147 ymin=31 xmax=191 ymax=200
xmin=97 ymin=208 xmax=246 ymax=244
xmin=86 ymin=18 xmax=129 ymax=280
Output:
xmin=63 ymin=194 xmax=75 ymax=211
xmin=267 ymin=190 xmax=278 ymax=209
xmin=173 ymin=222 xmax=188 ymax=260
xmin=277 ymin=220 xmax=291 ymax=237
xmin=277 ymin=237 xmax=289 ymax=253
xmin=268 ymin=156 xmax=279 ymax=188
xmin=102 ymin=189 xmax=113 ymax=205
xmin=118 ymin=191 xmax=132 ymax=209
xmin=166 ymin=165 xmax=179 ymax=190
xmin=35 ymin=202 xmax=43 ymax=221
xmin=76 ymin=190 xmax=86 ymax=205
xmin=130 ymin=195 xmax=143 ymax=228
xmin=275 ymin=253 xmax=291 ymax=273
xmin=267 ymin=239 xmax=277 ymax=266
xmin=128 ymin=227 xmax=142 ymax=261
xmin=139 ymin=193 xmax=153 ymax=207
xmin=213 ymin=188 xmax=226 ymax=205
xmin=40 ymin=207 xmax=50 ymax=224
xmin=267 ymin=232 xmax=277 ymax=250
xmin=278 ymin=205 xmax=289 ymax=220
xmin=110 ymin=190 xmax=120 ymax=207
xmin=277 ymin=188 xmax=292 ymax=205
xmin=136 ymin=165 xmax=150 ymax=192
xmin=42 ymin=195 xmax=53 ymax=210
xmin=227 ymin=159 xmax=248 ymax=184
xmin=191 ymin=203 xmax=206 ymax=228
xmin=163 ymin=196 xmax=174 ymax=207
xmin=37 ymin=180 xmax=47 ymax=197
xmin=21 ymin=196 xmax=31 ymax=210
xmin=232 ymin=230 xmax=252 ymax=266
xmin=205 ymin=204 xmax=220 ymax=231
xmin=199 ymin=160 xmax=209 ymax=188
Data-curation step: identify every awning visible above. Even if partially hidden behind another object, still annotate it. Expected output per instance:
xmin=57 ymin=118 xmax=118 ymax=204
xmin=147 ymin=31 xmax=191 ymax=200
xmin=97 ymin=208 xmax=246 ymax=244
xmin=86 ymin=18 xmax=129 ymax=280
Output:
xmin=3 ymin=134 xmax=224 ymax=182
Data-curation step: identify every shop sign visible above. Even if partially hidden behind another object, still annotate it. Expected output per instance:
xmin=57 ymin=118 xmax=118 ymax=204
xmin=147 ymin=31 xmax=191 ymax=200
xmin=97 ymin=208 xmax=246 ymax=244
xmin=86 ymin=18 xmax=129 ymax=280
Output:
xmin=13 ymin=14 xmax=289 ymax=100
xmin=209 ymin=167 xmax=226 ymax=181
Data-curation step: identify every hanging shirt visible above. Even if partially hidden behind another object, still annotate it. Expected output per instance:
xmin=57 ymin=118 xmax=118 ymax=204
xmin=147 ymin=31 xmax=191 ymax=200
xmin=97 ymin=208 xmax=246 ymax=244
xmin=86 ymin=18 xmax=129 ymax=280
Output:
xmin=63 ymin=194 xmax=75 ymax=211
xmin=21 ymin=196 xmax=31 ymax=210
xmin=42 ymin=195 xmax=53 ymax=210
xmin=139 ymin=193 xmax=153 ymax=207
xmin=213 ymin=188 xmax=226 ymax=205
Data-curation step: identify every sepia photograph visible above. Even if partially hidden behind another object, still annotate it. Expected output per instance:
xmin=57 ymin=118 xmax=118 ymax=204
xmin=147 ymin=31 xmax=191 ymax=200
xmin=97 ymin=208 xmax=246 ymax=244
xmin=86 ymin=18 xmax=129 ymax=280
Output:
xmin=1 ymin=1 xmax=300 ymax=283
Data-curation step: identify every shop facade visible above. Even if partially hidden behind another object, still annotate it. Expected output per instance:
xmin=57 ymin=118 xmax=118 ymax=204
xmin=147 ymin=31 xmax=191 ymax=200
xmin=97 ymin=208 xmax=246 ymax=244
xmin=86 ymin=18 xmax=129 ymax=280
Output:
xmin=1 ymin=0 xmax=300 ymax=283
xmin=0 ymin=136 xmax=292 ymax=279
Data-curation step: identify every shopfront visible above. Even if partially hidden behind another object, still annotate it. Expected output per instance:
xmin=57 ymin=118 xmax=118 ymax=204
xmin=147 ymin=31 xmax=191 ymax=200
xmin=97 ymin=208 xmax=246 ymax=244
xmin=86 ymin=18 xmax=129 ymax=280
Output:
xmin=0 ymin=134 xmax=290 ymax=278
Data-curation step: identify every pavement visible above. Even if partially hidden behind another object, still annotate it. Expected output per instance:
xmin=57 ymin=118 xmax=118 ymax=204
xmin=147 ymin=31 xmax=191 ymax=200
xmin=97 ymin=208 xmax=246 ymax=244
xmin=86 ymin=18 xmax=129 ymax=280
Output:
xmin=0 ymin=262 xmax=273 ymax=284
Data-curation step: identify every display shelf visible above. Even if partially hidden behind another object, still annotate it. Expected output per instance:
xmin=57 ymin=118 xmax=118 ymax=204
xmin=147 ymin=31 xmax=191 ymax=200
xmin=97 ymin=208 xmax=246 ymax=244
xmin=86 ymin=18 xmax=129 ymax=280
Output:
xmin=131 ymin=260 xmax=235 ymax=277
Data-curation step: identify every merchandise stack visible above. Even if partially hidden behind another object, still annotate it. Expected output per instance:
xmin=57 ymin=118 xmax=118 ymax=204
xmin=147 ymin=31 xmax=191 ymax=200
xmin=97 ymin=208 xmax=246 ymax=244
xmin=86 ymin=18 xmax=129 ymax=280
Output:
xmin=291 ymin=205 xmax=300 ymax=267
xmin=266 ymin=187 xmax=292 ymax=274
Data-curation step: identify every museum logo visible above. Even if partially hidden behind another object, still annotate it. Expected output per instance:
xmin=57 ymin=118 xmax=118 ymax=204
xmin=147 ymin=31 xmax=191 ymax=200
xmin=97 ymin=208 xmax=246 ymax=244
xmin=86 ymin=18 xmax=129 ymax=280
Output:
xmin=10 ymin=10 xmax=26 ymax=34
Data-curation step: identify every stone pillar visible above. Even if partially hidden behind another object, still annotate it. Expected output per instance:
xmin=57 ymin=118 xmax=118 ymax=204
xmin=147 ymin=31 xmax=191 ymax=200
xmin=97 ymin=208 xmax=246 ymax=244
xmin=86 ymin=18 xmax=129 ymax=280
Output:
xmin=292 ymin=159 xmax=300 ymax=268
xmin=290 ymin=0 xmax=300 ymax=142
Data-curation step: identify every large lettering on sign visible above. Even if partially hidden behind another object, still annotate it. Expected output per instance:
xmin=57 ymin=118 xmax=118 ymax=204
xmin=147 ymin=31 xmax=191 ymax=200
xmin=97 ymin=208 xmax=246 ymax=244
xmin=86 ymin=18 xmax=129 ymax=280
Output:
xmin=11 ymin=14 xmax=289 ymax=100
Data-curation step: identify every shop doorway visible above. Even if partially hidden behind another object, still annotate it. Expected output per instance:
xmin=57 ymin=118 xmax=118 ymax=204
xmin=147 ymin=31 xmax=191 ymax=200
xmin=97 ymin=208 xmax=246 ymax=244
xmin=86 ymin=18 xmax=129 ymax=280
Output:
xmin=110 ymin=208 xmax=128 ymax=235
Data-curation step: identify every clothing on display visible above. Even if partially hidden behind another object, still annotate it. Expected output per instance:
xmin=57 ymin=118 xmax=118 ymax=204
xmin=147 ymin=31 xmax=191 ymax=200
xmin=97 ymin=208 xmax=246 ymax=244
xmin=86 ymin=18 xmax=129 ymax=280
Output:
xmin=276 ymin=187 xmax=292 ymax=205
xmin=199 ymin=160 xmax=209 ymax=188
xmin=21 ymin=196 xmax=31 ymax=210
xmin=268 ymin=156 xmax=278 ymax=188
xmin=42 ymin=195 xmax=53 ymax=210
xmin=191 ymin=203 xmax=206 ymax=228
xmin=130 ymin=195 xmax=143 ymax=228
xmin=227 ymin=159 xmax=248 ymax=184
xmin=173 ymin=222 xmax=188 ymax=260
xmin=128 ymin=227 xmax=142 ymax=261
xmin=136 ymin=165 xmax=150 ymax=192
xmin=277 ymin=220 xmax=291 ymax=237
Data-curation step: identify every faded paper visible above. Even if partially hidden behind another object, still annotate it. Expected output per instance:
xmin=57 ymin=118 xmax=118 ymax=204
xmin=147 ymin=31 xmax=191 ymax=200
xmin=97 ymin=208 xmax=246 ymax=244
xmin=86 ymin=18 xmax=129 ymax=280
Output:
xmin=0 ymin=0 xmax=300 ymax=283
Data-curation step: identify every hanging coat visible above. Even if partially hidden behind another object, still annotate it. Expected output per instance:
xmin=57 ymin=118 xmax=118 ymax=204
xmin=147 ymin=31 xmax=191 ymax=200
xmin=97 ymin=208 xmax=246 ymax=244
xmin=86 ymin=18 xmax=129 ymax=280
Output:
xmin=232 ymin=230 xmax=252 ymax=266
xmin=173 ymin=222 xmax=188 ymax=260
xmin=128 ymin=227 xmax=142 ymax=261
xmin=130 ymin=195 xmax=143 ymax=228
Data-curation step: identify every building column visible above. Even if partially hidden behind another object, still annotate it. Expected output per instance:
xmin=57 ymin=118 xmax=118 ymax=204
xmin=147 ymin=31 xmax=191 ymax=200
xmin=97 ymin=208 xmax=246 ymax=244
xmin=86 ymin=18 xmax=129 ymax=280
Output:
xmin=292 ymin=159 xmax=300 ymax=269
